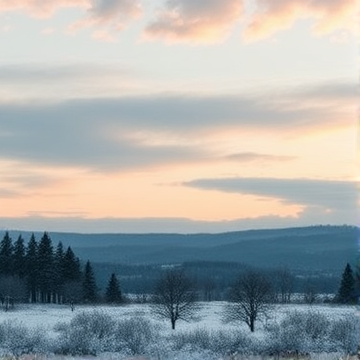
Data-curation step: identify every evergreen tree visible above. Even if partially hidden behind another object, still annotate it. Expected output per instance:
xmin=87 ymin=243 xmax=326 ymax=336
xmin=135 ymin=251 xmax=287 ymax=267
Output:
xmin=82 ymin=260 xmax=97 ymax=303
xmin=13 ymin=235 xmax=26 ymax=278
xmin=54 ymin=241 xmax=65 ymax=298
xmin=25 ymin=234 xmax=38 ymax=303
xmin=337 ymin=263 xmax=356 ymax=304
xmin=62 ymin=246 xmax=82 ymax=281
xmin=37 ymin=232 xmax=56 ymax=302
xmin=105 ymin=273 xmax=122 ymax=303
xmin=55 ymin=242 xmax=64 ymax=271
xmin=355 ymin=259 xmax=360 ymax=296
xmin=0 ymin=231 xmax=13 ymax=275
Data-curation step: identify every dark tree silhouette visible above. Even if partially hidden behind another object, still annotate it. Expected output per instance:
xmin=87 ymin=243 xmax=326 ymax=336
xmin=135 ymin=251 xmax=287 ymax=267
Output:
xmin=337 ymin=263 xmax=356 ymax=304
xmin=63 ymin=246 xmax=82 ymax=282
xmin=0 ymin=232 xmax=88 ymax=305
xmin=63 ymin=280 xmax=83 ymax=306
xmin=0 ymin=275 xmax=27 ymax=310
xmin=37 ymin=232 xmax=56 ymax=302
xmin=82 ymin=260 xmax=97 ymax=303
xmin=0 ymin=231 xmax=13 ymax=276
xmin=25 ymin=233 xmax=38 ymax=303
xmin=105 ymin=273 xmax=122 ymax=303
xmin=223 ymin=269 xmax=272 ymax=332
xmin=55 ymin=242 xmax=65 ymax=273
xmin=53 ymin=241 xmax=65 ymax=302
xmin=13 ymin=235 xmax=26 ymax=278
xmin=152 ymin=269 xmax=200 ymax=330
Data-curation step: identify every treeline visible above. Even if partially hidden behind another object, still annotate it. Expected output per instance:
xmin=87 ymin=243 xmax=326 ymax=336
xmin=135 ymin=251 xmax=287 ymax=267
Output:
xmin=0 ymin=230 xmax=357 ymax=309
xmin=0 ymin=232 xmax=122 ymax=308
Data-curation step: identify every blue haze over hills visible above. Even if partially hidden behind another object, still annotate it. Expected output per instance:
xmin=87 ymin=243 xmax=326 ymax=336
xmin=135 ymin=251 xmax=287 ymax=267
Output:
xmin=3 ymin=225 xmax=358 ymax=272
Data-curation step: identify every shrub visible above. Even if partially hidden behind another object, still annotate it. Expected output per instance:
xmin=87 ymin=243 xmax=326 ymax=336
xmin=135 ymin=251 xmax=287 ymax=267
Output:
xmin=0 ymin=320 xmax=49 ymax=357
xmin=54 ymin=310 xmax=116 ymax=355
xmin=170 ymin=327 xmax=261 ymax=356
xmin=329 ymin=314 xmax=360 ymax=354
xmin=114 ymin=317 xmax=159 ymax=355
xmin=265 ymin=310 xmax=333 ymax=355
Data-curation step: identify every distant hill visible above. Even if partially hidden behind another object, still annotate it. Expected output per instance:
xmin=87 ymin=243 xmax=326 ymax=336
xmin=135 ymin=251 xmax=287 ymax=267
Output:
xmin=2 ymin=225 xmax=359 ymax=272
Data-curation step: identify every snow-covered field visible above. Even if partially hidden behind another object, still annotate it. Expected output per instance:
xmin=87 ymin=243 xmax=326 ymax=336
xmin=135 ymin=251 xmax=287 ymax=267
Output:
xmin=0 ymin=302 xmax=358 ymax=360
xmin=4 ymin=301 xmax=357 ymax=333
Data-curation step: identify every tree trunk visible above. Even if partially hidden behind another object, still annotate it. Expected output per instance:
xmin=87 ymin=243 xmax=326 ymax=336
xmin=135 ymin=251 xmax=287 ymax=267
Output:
xmin=171 ymin=319 xmax=176 ymax=330
xmin=250 ymin=319 xmax=255 ymax=332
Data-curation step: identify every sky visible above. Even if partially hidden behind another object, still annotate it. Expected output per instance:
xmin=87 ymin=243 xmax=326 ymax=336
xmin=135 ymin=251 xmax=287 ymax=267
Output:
xmin=0 ymin=0 xmax=359 ymax=234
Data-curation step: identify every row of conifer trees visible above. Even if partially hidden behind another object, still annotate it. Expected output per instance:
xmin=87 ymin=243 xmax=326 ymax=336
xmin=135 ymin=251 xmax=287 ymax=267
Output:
xmin=0 ymin=231 xmax=122 ymax=305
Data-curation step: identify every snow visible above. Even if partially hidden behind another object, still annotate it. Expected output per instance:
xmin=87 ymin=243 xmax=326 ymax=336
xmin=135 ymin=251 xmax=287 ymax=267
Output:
xmin=1 ymin=301 xmax=357 ymax=335
xmin=0 ymin=302 xmax=358 ymax=360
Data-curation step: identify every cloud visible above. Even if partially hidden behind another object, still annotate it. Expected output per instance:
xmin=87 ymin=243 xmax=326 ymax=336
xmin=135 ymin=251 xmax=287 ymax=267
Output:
xmin=290 ymin=81 xmax=358 ymax=100
xmin=183 ymin=177 xmax=358 ymax=211
xmin=0 ymin=0 xmax=141 ymax=38
xmin=0 ymin=63 xmax=139 ymax=100
xmin=143 ymin=0 xmax=356 ymax=43
xmin=0 ymin=207 xmax=357 ymax=234
xmin=243 ymin=0 xmax=357 ymax=41
xmin=145 ymin=0 xmax=243 ymax=43
xmin=0 ymin=116 xmax=206 ymax=171
xmin=0 ymin=63 xmax=133 ymax=83
xmin=0 ymin=78 xmax=355 ymax=171
xmin=0 ymin=171 xmax=58 ymax=194
xmin=0 ymin=77 xmax=354 ymax=171
xmin=0 ymin=0 xmax=87 ymax=18
xmin=226 ymin=152 xmax=296 ymax=163
xmin=68 ymin=0 xmax=142 ymax=38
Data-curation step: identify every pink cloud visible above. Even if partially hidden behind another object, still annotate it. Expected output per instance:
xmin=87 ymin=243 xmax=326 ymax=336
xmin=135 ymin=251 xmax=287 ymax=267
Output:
xmin=143 ymin=0 xmax=356 ymax=43
xmin=0 ymin=0 xmax=142 ymax=39
xmin=243 ymin=0 xmax=357 ymax=41
xmin=144 ymin=0 xmax=243 ymax=43
xmin=68 ymin=0 xmax=142 ymax=37
xmin=0 ymin=0 xmax=87 ymax=18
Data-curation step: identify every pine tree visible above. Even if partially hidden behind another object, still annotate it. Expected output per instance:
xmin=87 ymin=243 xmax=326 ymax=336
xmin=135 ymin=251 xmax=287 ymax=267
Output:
xmin=82 ymin=260 xmax=97 ymax=303
xmin=105 ymin=273 xmax=122 ymax=303
xmin=37 ymin=232 xmax=56 ymax=302
xmin=25 ymin=233 xmax=38 ymax=303
xmin=13 ymin=235 xmax=26 ymax=278
xmin=0 ymin=231 xmax=13 ymax=275
xmin=53 ymin=241 xmax=65 ymax=300
xmin=355 ymin=259 xmax=360 ymax=297
xmin=62 ymin=246 xmax=82 ymax=282
xmin=55 ymin=242 xmax=64 ymax=273
xmin=337 ymin=263 xmax=356 ymax=304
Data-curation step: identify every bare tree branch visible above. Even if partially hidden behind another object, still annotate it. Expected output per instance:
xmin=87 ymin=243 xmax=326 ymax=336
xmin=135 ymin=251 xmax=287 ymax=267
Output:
xmin=223 ymin=269 xmax=272 ymax=332
xmin=151 ymin=269 xmax=201 ymax=329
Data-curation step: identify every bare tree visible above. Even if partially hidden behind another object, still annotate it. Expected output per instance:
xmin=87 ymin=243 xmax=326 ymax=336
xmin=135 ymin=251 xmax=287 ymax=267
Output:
xmin=151 ymin=269 xmax=200 ymax=329
xmin=223 ymin=269 xmax=272 ymax=332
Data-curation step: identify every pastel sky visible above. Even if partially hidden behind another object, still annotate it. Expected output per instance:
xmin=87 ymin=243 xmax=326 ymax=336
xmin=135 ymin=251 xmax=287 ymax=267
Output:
xmin=0 ymin=0 xmax=358 ymax=233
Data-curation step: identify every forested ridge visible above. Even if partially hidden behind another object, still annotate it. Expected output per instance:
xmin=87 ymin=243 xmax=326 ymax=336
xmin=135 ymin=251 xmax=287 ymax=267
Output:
xmin=0 ymin=231 xmax=100 ymax=306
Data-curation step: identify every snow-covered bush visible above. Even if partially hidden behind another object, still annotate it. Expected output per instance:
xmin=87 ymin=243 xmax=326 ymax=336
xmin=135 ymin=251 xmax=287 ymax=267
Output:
xmin=265 ymin=310 xmax=332 ymax=354
xmin=329 ymin=314 xmax=360 ymax=354
xmin=264 ymin=309 xmax=360 ymax=355
xmin=114 ymin=316 xmax=159 ymax=355
xmin=54 ymin=310 xmax=117 ymax=355
xmin=0 ymin=320 xmax=49 ymax=357
xmin=170 ymin=327 xmax=262 ymax=356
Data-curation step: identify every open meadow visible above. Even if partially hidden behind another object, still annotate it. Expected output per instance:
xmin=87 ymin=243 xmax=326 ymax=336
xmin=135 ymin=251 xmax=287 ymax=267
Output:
xmin=0 ymin=302 xmax=358 ymax=360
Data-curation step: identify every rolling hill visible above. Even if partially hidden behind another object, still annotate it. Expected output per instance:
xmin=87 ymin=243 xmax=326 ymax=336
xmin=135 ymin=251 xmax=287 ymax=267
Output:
xmin=3 ymin=225 xmax=358 ymax=272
